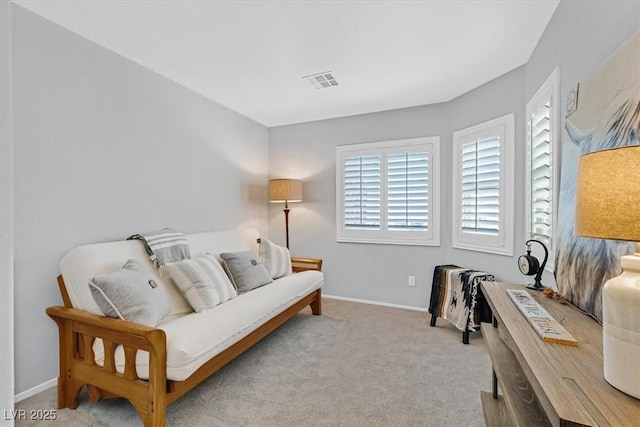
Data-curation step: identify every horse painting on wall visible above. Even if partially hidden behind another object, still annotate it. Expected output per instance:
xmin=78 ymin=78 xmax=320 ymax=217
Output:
xmin=555 ymin=29 xmax=640 ymax=322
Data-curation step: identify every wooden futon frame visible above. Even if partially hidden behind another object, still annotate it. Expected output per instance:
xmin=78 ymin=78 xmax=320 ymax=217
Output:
xmin=46 ymin=257 xmax=323 ymax=426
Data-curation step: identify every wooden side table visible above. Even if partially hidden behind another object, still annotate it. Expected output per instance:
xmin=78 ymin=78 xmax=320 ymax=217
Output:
xmin=480 ymin=281 xmax=640 ymax=426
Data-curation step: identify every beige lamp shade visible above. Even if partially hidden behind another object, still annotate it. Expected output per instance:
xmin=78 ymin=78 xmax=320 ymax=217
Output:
xmin=575 ymin=145 xmax=640 ymax=242
xmin=269 ymin=179 xmax=302 ymax=203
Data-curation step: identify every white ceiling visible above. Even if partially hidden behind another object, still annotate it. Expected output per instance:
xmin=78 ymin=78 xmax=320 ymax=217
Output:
xmin=14 ymin=0 xmax=559 ymax=127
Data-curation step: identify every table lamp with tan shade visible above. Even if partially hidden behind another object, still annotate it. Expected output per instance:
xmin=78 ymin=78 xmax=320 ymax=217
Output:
xmin=269 ymin=179 xmax=302 ymax=249
xmin=575 ymin=145 xmax=640 ymax=399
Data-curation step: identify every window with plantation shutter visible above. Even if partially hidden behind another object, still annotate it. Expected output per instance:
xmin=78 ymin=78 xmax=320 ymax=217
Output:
xmin=387 ymin=151 xmax=429 ymax=231
xmin=461 ymin=137 xmax=500 ymax=235
xmin=529 ymin=103 xmax=551 ymax=244
xmin=337 ymin=137 xmax=440 ymax=246
xmin=526 ymin=68 xmax=559 ymax=269
xmin=343 ymin=155 xmax=381 ymax=230
xmin=452 ymin=114 xmax=514 ymax=256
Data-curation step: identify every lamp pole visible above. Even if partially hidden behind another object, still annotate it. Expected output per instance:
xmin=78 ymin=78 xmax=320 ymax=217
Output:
xmin=284 ymin=200 xmax=290 ymax=249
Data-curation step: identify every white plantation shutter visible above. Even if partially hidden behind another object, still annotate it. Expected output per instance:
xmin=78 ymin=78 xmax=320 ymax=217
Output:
xmin=529 ymin=102 xmax=552 ymax=245
xmin=343 ymin=155 xmax=381 ymax=230
xmin=461 ymin=137 xmax=500 ymax=235
xmin=337 ymin=137 xmax=440 ymax=246
xmin=526 ymin=67 xmax=558 ymax=268
xmin=452 ymin=113 xmax=514 ymax=256
xmin=387 ymin=151 xmax=429 ymax=231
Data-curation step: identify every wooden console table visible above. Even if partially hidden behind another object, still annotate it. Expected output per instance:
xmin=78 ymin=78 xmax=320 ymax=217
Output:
xmin=480 ymin=281 xmax=640 ymax=426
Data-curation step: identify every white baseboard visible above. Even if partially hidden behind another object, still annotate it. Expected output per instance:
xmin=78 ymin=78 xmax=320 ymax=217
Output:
xmin=323 ymin=294 xmax=429 ymax=312
xmin=14 ymin=378 xmax=57 ymax=403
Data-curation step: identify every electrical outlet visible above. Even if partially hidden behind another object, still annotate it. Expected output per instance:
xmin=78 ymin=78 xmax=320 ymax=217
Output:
xmin=408 ymin=276 xmax=416 ymax=287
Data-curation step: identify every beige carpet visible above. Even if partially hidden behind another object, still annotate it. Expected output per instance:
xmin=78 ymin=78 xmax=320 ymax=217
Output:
xmin=16 ymin=298 xmax=491 ymax=426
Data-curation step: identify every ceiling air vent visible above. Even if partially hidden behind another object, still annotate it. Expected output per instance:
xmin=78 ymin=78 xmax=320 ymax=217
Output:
xmin=303 ymin=71 xmax=339 ymax=89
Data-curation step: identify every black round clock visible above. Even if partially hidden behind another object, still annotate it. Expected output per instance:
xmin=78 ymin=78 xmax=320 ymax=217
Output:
xmin=518 ymin=239 xmax=548 ymax=291
xmin=518 ymin=253 xmax=539 ymax=276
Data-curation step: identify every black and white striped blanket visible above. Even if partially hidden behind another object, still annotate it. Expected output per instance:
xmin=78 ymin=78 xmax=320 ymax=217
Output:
xmin=127 ymin=228 xmax=191 ymax=274
xmin=429 ymin=266 xmax=494 ymax=332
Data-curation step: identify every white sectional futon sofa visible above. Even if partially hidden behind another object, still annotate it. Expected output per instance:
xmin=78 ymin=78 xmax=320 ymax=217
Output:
xmin=47 ymin=228 xmax=323 ymax=427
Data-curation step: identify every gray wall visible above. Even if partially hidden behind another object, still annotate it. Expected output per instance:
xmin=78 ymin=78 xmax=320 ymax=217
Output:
xmin=12 ymin=5 xmax=269 ymax=394
xmin=1 ymin=0 xmax=15 ymax=422
xmin=525 ymin=1 xmax=640 ymax=103
xmin=269 ymin=0 xmax=640 ymax=307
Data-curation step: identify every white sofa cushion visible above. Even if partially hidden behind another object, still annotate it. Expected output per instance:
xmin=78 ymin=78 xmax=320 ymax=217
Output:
xmin=93 ymin=269 xmax=323 ymax=381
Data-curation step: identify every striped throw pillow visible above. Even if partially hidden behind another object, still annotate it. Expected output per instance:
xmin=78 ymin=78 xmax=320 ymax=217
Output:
xmin=259 ymin=237 xmax=293 ymax=279
xmin=166 ymin=254 xmax=237 ymax=312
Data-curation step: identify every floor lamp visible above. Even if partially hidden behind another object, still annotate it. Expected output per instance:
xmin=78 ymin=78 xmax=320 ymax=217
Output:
xmin=575 ymin=145 xmax=640 ymax=399
xmin=269 ymin=179 xmax=302 ymax=249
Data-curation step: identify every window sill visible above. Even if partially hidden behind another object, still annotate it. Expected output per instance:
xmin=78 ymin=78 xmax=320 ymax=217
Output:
xmin=337 ymin=236 xmax=440 ymax=247
xmin=452 ymin=242 xmax=513 ymax=257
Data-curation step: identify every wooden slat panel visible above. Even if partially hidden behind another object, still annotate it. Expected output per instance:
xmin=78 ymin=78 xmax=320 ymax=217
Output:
xmin=83 ymin=335 xmax=96 ymax=366
xmin=103 ymin=340 xmax=116 ymax=373
xmin=480 ymin=391 xmax=516 ymax=427
xmin=481 ymin=324 xmax=551 ymax=427
xmin=123 ymin=346 xmax=138 ymax=381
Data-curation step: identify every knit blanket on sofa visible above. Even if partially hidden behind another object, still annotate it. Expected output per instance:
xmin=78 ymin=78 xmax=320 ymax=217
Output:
xmin=127 ymin=227 xmax=190 ymax=274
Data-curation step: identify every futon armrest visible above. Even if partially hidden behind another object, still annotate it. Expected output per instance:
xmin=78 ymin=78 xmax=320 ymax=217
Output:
xmin=291 ymin=257 xmax=323 ymax=272
xmin=47 ymin=306 xmax=154 ymax=334
xmin=46 ymin=306 xmax=165 ymax=350
xmin=47 ymin=305 xmax=167 ymax=419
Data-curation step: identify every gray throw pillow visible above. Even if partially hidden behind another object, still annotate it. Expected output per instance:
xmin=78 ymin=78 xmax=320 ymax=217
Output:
xmin=89 ymin=259 xmax=170 ymax=326
xmin=220 ymin=250 xmax=273 ymax=294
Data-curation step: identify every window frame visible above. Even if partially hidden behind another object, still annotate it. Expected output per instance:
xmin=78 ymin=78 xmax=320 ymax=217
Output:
xmin=336 ymin=136 xmax=440 ymax=246
xmin=526 ymin=68 xmax=560 ymax=271
xmin=451 ymin=113 xmax=515 ymax=256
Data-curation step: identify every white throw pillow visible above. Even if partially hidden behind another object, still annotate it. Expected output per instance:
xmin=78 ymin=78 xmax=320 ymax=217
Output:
xmin=166 ymin=254 xmax=237 ymax=312
xmin=258 ymin=237 xmax=293 ymax=279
